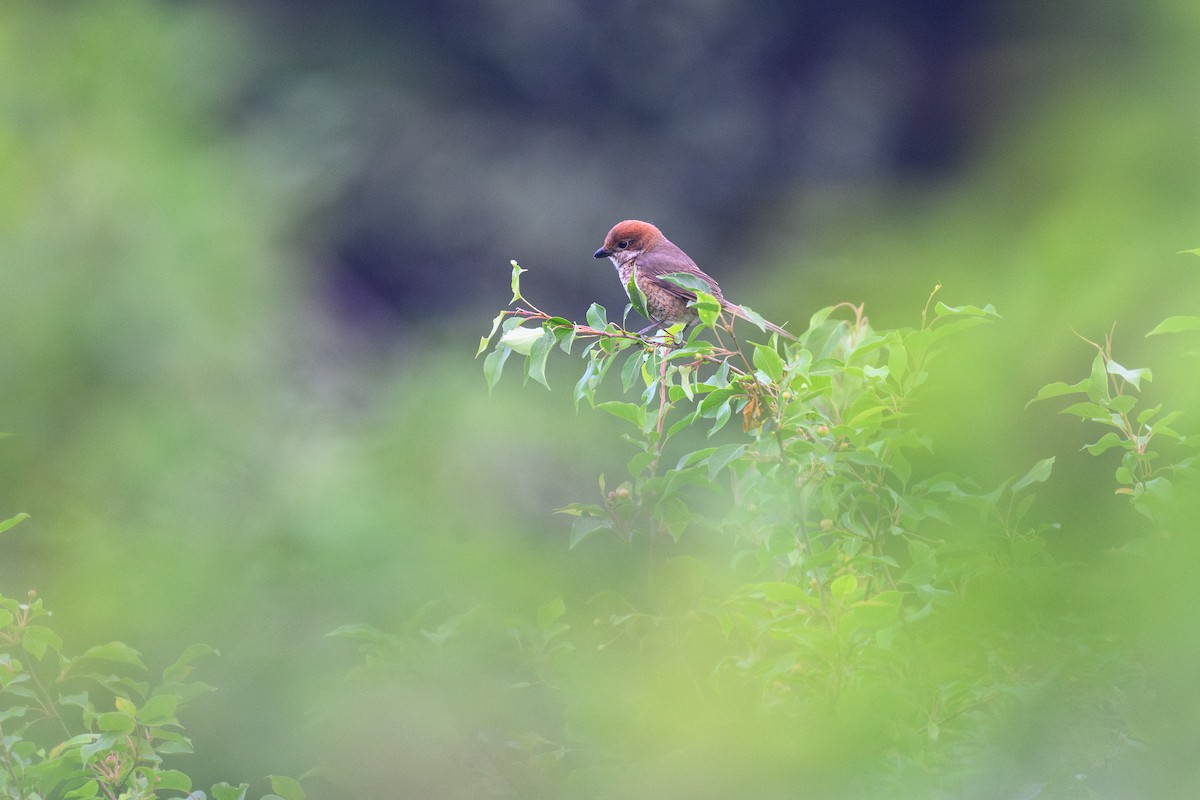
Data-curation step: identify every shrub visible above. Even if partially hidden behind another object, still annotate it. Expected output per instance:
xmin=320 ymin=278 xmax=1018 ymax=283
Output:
xmin=0 ymin=514 xmax=302 ymax=800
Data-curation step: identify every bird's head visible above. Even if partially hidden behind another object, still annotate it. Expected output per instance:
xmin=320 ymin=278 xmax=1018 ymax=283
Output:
xmin=593 ymin=220 xmax=663 ymax=266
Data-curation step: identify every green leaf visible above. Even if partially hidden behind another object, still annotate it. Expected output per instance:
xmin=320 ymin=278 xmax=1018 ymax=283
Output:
xmin=639 ymin=358 xmax=660 ymax=404
xmin=1146 ymin=316 xmax=1200 ymax=336
xmin=752 ymin=343 xmax=785 ymax=383
xmin=1107 ymin=393 xmax=1138 ymax=415
xmin=919 ymin=315 xmax=993 ymax=347
xmin=1084 ymin=432 xmax=1125 ymax=456
xmin=808 ymin=306 xmax=836 ymax=329
xmin=708 ymin=400 xmax=732 ymax=437
xmin=885 ymin=335 xmax=908 ymax=378
xmin=558 ymin=501 xmax=604 ymax=517
xmin=58 ymin=692 xmax=92 ymax=713
xmin=586 ymin=303 xmax=608 ymax=330
xmin=536 ymin=597 xmax=567 ymax=630
xmin=163 ymin=643 xmax=216 ymax=685
xmin=269 ymin=776 xmax=306 ymax=800
xmin=666 ymin=408 xmax=701 ymax=437
xmin=78 ymin=732 xmax=116 ymax=762
xmin=846 ymin=405 xmax=887 ymax=428
xmin=678 ymin=366 xmax=698 ymax=403
xmin=1137 ymin=403 xmax=1163 ymax=426
xmin=573 ymin=357 xmax=599 ymax=410
xmin=698 ymin=387 xmax=737 ymax=415
xmin=1087 ymin=352 xmax=1110 ymax=404
xmin=64 ymin=779 xmax=100 ymax=799
xmin=527 ymin=326 xmax=556 ymax=389
xmin=1059 ymin=401 xmax=1114 ymax=420
xmin=745 ymin=582 xmax=821 ymax=607
xmin=483 ymin=346 xmax=512 ymax=393
xmin=477 ymin=312 xmax=506 ymax=357
xmin=0 ymin=512 xmax=29 ymax=535
xmin=691 ymin=290 xmax=721 ymax=328
xmin=627 ymin=450 xmax=655 ymax=477
xmin=211 ymin=782 xmax=250 ymax=800
xmin=1149 ymin=409 xmax=1183 ymax=437
xmin=1012 ymin=457 xmax=1055 ymax=492
xmin=138 ymin=693 xmax=179 ymax=726
xmin=597 ymin=401 xmax=647 ymax=430
xmin=735 ymin=304 xmax=770 ymax=334
xmin=326 ymin=623 xmax=392 ymax=643
xmin=655 ymin=495 xmax=692 ymax=542
xmin=569 ymin=517 xmax=610 ymax=549
xmin=841 ymin=591 xmax=904 ymax=634
xmin=676 ymin=447 xmax=715 ymax=470
xmin=1177 ymin=246 xmax=1200 ymax=257
xmin=79 ymin=642 xmax=145 ymax=669
xmin=706 ymin=444 xmax=745 ymax=479
xmin=658 ymin=272 xmax=712 ymax=294
xmin=1106 ymin=360 xmax=1150 ymax=391
xmin=933 ymin=301 xmax=1001 ymax=319
xmin=620 ymin=350 xmax=645 ymax=392
xmin=626 ymin=267 xmax=649 ymax=321
xmin=154 ymin=731 xmax=195 ymax=755
xmin=499 ymin=325 xmax=546 ymax=356
xmin=509 ymin=260 xmax=527 ymax=302
xmin=157 ymin=770 xmax=192 ymax=792
xmin=862 ymin=364 xmax=889 ymax=382
xmin=97 ymin=711 xmax=136 ymax=733
xmin=1027 ymin=379 xmax=1088 ymax=407
xmin=830 ymin=574 xmax=858 ymax=601
xmin=21 ymin=625 xmax=63 ymax=660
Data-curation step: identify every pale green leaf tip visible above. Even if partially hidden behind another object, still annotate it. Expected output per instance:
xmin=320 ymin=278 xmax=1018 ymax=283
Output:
xmin=509 ymin=260 xmax=527 ymax=301
xmin=0 ymin=512 xmax=30 ymax=535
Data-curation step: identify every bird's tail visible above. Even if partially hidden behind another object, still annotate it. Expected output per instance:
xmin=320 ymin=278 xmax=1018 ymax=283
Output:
xmin=721 ymin=300 xmax=799 ymax=341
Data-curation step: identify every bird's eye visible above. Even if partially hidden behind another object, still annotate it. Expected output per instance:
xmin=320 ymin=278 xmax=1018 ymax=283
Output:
xmin=617 ymin=240 xmax=629 ymax=249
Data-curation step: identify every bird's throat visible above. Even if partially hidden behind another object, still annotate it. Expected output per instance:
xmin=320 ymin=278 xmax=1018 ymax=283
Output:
xmin=612 ymin=258 xmax=635 ymax=288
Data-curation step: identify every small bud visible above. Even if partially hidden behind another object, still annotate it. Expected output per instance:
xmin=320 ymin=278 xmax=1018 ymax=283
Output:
xmin=819 ymin=518 xmax=833 ymax=531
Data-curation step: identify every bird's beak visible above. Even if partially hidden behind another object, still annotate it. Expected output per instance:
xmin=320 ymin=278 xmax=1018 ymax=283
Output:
xmin=593 ymin=247 xmax=611 ymax=259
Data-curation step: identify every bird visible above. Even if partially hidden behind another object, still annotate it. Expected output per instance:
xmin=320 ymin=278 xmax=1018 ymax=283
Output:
xmin=593 ymin=219 xmax=796 ymax=340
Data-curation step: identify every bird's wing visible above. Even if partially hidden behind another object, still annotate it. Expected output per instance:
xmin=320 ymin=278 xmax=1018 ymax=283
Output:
xmin=634 ymin=244 xmax=723 ymax=301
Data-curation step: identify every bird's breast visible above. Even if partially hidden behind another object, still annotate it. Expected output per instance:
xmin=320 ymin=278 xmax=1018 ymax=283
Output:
xmin=613 ymin=259 xmax=635 ymax=289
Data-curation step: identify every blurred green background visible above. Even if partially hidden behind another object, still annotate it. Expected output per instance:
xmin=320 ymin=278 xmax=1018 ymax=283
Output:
xmin=2 ymin=0 xmax=1199 ymax=796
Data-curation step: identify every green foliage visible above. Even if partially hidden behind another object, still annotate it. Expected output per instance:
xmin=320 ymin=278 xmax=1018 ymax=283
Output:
xmin=1030 ymin=331 xmax=1195 ymax=519
xmin=370 ymin=271 xmax=1194 ymax=796
xmin=0 ymin=517 xmax=300 ymax=800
